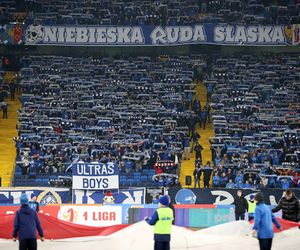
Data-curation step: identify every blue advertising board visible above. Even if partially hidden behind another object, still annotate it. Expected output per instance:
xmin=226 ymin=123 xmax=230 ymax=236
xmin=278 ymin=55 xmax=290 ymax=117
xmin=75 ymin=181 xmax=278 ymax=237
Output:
xmin=169 ymin=188 xmax=300 ymax=206
xmin=0 ymin=187 xmax=69 ymax=205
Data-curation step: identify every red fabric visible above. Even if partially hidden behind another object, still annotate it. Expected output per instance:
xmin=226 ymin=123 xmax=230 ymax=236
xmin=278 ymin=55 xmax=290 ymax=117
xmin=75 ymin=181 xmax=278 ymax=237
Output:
xmin=0 ymin=213 xmax=129 ymax=240
xmin=273 ymin=218 xmax=300 ymax=232
xmin=250 ymin=217 xmax=300 ymax=232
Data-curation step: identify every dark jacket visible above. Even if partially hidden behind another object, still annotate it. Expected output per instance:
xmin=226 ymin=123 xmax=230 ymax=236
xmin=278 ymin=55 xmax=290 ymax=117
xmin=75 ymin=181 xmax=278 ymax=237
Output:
xmin=193 ymin=168 xmax=202 ymax=180
xmin=234 ymin=196 xmax=248 ymax=215
xmin=194 ymin=144 xmax=203 ymax=158
xmin=203 ymin=166 xmax=212 ymax=180
xmin=13 ymin=204 xmax=44 ymax=240
xmin=272 ymin=195 xmax=300 ymax=222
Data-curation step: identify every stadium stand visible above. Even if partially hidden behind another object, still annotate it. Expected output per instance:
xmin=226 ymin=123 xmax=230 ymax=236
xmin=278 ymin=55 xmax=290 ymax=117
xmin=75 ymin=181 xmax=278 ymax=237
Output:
xmin=208 ymin=53 xmax=300 ymax=189
xmin=23 ymin=0 xmax=200 ymax=25
xmin=12 ymin=55 xmax=208 ymax=187
xmin=2 ymin=0 xmax=299 ymax=26
xmin=0 ymin=1 xmax=299 ymax=190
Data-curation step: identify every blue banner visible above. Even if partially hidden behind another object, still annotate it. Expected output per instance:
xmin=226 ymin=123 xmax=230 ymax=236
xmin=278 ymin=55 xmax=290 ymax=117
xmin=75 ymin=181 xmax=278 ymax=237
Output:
xmin=21 ymin=24 xmax=299 ymax=46
xmin=72 ymin=162 xmax=119 ymax=190
xmin=0 ymin=187 xmax=69 ymax=205
xmin=128 ymin=206 xmax=235 ymax=227
xmin=169 ymin=188 xmax=300 ymax=206
xmin=73 ymin=188 xmax=146 ymax=205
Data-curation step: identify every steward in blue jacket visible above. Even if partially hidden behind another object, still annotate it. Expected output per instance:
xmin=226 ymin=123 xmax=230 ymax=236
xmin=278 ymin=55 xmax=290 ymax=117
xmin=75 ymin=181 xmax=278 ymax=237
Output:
xmin=252 ymin=192 xmax=281 ymax=250
xmin=13 ymin=194 xmax=44 ymax=250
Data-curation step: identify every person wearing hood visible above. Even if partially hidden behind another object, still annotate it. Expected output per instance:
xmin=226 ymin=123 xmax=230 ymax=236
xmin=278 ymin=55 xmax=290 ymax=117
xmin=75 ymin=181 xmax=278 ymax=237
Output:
xmin=272 ymin=189 xmax=300 ymax=223
xmin=234 ymin=189 xmax=248 ymax=220
xmin=145 ymin=195 xmax=174 ymax=250
xmin=248 ymin=194 xmax=256 ymax=221
xmin=252 ymin=192 xmax=281 ymax=250
xmin=12 ymin=193 xmax=44 ymax=250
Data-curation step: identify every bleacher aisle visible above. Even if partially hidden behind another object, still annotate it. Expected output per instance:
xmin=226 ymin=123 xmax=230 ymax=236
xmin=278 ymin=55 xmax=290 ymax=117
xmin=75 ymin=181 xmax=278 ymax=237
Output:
xmin=179 ymin=82 xmax=214 ymax=188
xmin=0 ymin=72 xmax=21 ymax=187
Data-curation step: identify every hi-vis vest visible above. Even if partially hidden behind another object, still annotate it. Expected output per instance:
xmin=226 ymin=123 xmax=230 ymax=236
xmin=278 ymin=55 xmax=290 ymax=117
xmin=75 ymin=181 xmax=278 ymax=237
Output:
xmin=154 ymin=207 xmax=174 ymax=235
xmin=248 ymin=200 xmax=256 ymax=214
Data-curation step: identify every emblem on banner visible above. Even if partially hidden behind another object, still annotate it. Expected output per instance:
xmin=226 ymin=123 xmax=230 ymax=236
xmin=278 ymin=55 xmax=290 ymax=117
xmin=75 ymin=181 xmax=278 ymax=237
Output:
xmin=37 ymin=190 xmax=62 ymax=205
xmin=25 ymin=25 xmax=44 ymax=44
xmin=175 ymin=189 xmax=196 ymax=204
xmin=62 ymin=208 xmax=78 ymax=223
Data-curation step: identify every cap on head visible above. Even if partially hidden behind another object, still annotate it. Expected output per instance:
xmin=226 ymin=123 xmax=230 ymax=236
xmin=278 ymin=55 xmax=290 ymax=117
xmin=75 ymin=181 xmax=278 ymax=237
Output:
xmin=250 ymin=194 xmax=255 ymax=200
xmin=31 ymin=193 xmax=37 ymax=199
xmin=20 ymin=193 xmax=28 ymax=205
xmin=159 ymin=195 xmax=170 ymax=206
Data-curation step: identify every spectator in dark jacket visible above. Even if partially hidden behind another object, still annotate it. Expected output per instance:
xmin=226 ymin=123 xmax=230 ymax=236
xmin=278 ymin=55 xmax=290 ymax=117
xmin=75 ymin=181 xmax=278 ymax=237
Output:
xmin=1 ymin=102 xmax=8 ymax=119
xmin=203 ymin=161 xmax=213 ymax=188
xmin=191 ymin=131 xmax=201 ymax=149
xmin=187 ymin=114 xmax=196 ymax=138
xmin=10 ymin=82 xmax=16 ymax=100
xmin=272 ymin=189 xmax=300 ymax=222
xmin=193 ymin=141 xmax=203 ymax=162
xmin=234 ymin=190 xmax=248 ymax=220
xmin=13 ymin=193 xmax=44 ymax=250
xmin=193 ymin=165 xmax=201 ymax=188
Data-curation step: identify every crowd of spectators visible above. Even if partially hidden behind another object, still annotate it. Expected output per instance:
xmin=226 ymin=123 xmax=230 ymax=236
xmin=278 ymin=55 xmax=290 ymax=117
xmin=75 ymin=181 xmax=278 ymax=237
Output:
xmin=198 ymin=0 xmax=300 ymax=25
xmin=205 ymin=53 xmax=300 ymax=190
xmin=13 ymin=54 xmax=208 ymax=187
xmin=1 ymin=0 xmax=300 ymax=26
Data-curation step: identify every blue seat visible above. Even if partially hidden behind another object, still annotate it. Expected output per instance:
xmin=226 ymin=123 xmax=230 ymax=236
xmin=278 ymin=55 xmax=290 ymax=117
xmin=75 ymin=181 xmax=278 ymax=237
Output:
xmin=126 ymin=178 xmax=134 ymax=186
xmin=120 ymin=175 xmax=127 ymax=184
xmin=141 ymin=175 xmax=148 ymax=182
xmin=133 ymin=172 xmax=141 ymax=177
xmin=15 ymin=167 xmax=22 ymax=173
xmin=15 ymin=171 xmax=22 ymax=177
xmin=148 ymin=170 xmax=156 ymax=175
xmin=141 ymin=169 xmax=149 ymax=175
xmin=148 ymin=175 xmax=154 ymax=181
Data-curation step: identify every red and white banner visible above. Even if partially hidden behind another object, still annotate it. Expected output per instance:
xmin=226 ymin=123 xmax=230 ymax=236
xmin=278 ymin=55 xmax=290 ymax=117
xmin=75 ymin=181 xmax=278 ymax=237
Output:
xmin=0 ymin=205 xmax=122 ymax=227
xmin=0 ymin=213 xmax=128 ymax=239
xmin=57 ymin=205 xmax=122 ymax=227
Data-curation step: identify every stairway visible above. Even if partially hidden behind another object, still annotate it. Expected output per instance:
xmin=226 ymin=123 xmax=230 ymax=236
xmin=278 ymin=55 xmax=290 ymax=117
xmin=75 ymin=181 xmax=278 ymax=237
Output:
xmin=0 ymin=72 xmax=21 ymax=187
xmin=179 ymin=82 xmax=215 ymax=188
